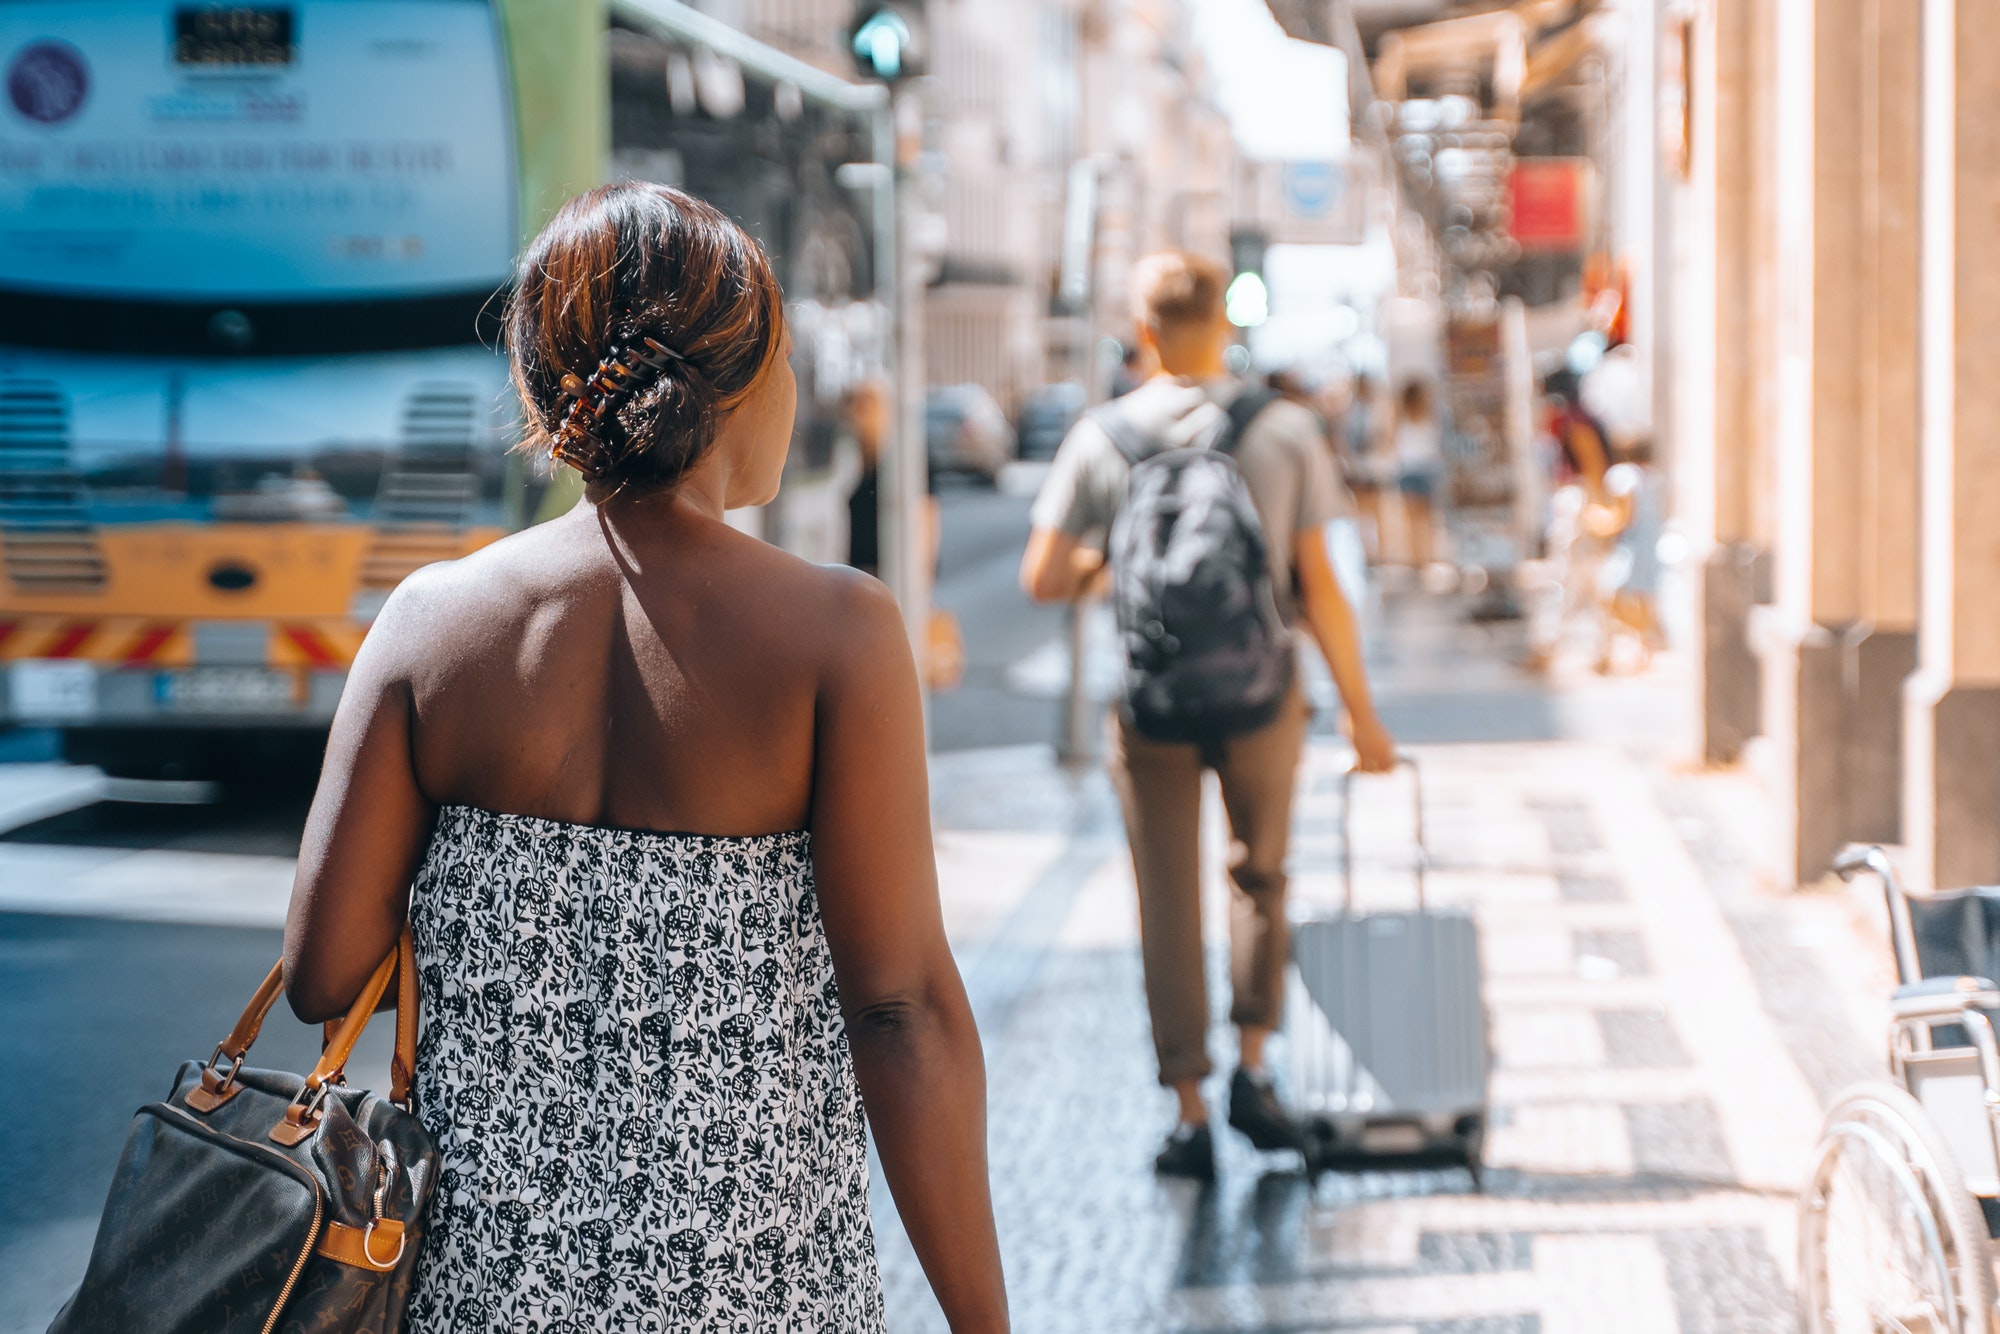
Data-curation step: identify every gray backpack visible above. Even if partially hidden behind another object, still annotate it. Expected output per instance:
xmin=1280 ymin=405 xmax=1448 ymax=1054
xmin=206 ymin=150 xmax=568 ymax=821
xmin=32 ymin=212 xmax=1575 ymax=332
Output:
xmin=1096 ymin=386 xmax=1294 ymax=747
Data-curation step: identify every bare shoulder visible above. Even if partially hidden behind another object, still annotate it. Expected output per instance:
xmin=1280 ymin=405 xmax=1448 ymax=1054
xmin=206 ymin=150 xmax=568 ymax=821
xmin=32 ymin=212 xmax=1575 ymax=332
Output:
xmin=804 ymin=564 xmax=921 ymax=734
xmin=723 ymin=533 xmax=908 ymax=670
xmin=358 ymin=508 xmax=906 ymax=686
xmin=815 ymin=563 xmax=908 ymax=659
xmin=688 ymin=523 xmax=904 ymax=679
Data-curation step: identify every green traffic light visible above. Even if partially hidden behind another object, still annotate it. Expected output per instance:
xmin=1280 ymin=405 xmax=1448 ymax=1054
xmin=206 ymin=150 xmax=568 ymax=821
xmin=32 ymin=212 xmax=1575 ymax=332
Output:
xmin=1225 ymin=271 xmax=1268 ymax=328
xmin=852 ymin=10 xmax=910 ymax=80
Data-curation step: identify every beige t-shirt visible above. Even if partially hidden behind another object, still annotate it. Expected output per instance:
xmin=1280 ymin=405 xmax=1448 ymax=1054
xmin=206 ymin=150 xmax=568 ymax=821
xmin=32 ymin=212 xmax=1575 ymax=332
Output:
xmin=1028 ymin=376 xmax=1351 ymax=625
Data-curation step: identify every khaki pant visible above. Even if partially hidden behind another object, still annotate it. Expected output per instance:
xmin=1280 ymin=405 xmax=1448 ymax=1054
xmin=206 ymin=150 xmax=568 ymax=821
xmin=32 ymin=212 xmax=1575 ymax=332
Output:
xmin=1108 ymin=685 xmax=1310 ymax=1087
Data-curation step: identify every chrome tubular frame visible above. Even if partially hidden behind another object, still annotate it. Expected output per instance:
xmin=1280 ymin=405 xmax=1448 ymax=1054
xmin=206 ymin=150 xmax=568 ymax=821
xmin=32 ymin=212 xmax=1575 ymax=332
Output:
xmin=1889 ymin=990 xmax=2000 ymax=1196
xmin=1839 ymin=845 xmax=2000 ymax=1197
xmin=1835 ymin=844 xmax=1923 ymax=984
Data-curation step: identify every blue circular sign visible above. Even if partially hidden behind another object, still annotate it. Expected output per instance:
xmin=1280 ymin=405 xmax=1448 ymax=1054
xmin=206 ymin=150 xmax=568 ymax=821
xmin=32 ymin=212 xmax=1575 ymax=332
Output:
xmin=1283 ymin=162 xmax=1342 ymax=219
xmin=8 ymin=41 xmax=89 ymax=126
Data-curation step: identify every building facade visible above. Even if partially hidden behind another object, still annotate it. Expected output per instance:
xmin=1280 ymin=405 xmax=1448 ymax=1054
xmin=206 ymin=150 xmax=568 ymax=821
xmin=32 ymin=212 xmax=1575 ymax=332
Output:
xmin=729 ymin=0 xmax=1238 ymax=409
xmin=1670 ymin=0 xmax=1992 ymax=893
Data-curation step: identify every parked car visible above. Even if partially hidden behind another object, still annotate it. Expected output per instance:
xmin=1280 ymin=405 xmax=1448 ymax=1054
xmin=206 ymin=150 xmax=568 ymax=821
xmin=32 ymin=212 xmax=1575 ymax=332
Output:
xmin=926 ymin=384 xmax=1015 ymax=482
xmin=1015 ymin=381 xmax=1086 ymax=462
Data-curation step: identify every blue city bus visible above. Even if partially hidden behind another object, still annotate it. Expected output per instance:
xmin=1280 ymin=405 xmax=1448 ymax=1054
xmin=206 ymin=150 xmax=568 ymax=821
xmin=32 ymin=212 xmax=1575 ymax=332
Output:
xmin=0 ymin=0 xmax=885 ymax=777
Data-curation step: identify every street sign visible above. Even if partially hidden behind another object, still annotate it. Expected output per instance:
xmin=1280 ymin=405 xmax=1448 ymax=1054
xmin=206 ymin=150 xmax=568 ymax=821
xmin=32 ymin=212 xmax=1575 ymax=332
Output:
xmin=1252 ymin=154 xmax=1371 ymax=246
xmin=1282 ymin=162 xmax=1343 ymax=220
xmin=1507 ymin=158 xmax=1592 ymax=252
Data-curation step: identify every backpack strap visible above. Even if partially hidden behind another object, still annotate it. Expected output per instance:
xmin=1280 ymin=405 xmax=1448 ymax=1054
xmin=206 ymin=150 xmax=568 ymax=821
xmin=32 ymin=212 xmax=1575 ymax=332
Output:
xmin=1212 ymin=385 xmax=1281 ymax=458
xmin=1087 ymin=401 xmax=1157 ymax=466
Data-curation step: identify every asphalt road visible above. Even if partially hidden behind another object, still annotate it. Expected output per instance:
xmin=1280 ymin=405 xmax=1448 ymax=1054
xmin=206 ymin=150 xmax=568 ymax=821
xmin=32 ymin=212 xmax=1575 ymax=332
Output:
xmin=0 ymin=777 xmax=415 ymax=1328
xmin=929 ymin=479 xmax=1074 ymax=753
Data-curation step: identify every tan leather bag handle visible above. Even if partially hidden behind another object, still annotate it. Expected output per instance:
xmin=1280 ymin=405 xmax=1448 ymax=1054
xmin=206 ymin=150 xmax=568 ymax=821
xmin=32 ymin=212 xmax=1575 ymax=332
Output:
xmin=191 ymin=925 xmax=418 ymax=1123
xmin=305 ymin=945 xmax=398 ymax=1091
xmin=391 ymin=925 xmax=417 ymax=1106
xmin=318 ymin=928 xmax=418 ymax=1105
xmin=217 ymin=961 xmax=288 ymax=1064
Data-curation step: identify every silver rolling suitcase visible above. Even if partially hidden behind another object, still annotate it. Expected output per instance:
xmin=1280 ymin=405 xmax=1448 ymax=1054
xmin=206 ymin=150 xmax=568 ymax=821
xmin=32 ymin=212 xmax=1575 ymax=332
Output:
xmin=1288 ymin=755 xmax=1491 ymax=1185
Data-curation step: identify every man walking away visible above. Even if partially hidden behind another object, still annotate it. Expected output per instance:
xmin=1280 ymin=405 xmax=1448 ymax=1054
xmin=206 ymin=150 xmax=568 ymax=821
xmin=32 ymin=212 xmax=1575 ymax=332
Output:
xmin=1020 ymin=251 xmax=1396 ymax=1180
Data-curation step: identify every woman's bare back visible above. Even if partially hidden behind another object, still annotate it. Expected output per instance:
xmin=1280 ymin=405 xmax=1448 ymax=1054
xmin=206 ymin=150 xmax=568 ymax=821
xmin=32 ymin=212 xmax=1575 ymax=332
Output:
xmin=387 ymin=496 xmax=865 ymax=837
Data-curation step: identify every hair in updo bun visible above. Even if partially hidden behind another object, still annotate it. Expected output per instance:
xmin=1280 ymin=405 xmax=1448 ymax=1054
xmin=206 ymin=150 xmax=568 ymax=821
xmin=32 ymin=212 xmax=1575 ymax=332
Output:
xmin=507 ymin=182 xmax=786 ymax=490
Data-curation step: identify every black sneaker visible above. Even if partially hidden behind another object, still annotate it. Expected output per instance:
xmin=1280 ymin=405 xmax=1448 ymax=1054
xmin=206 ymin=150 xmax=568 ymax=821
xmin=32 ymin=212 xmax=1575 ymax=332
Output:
xmin=1228 ymin=1068 xmax=1305 ymax=1154
xmin=1154 ymin=1122 xmax=1216 ymax=1180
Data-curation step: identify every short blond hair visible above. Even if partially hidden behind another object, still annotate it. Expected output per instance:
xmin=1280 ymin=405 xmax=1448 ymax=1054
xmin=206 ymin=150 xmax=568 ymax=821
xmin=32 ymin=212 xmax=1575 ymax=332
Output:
xmin=1130 ymin=251 xmax=1227 ymax=334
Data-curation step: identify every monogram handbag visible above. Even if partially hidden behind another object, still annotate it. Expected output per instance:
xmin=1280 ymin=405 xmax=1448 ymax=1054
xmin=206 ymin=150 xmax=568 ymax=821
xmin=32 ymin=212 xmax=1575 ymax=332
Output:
xmin=50 ymin=928 xmax=438 ymax=1334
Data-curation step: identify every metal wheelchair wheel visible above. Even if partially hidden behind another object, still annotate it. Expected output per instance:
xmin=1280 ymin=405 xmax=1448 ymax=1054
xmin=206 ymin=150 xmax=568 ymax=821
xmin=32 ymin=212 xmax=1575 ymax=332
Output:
xmin=1799 ymin=1081 xmax=1997 ymax=1333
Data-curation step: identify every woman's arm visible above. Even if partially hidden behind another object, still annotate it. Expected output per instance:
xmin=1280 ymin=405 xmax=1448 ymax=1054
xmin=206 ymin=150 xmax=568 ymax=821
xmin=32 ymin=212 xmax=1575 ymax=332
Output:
xmin=284 ymin=579 xmax=440 ymax=1023
xmin=810 ymin=573 xmax=1008 ymax=1333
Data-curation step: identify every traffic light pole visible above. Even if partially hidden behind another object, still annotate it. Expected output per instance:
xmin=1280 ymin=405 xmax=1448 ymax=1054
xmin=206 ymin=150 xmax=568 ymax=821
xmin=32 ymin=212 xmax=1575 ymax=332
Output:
xmin=1056 ymin=157 xmax=1104 ymax=765
xmin=873 ymin=87 xmax=930 ymax=694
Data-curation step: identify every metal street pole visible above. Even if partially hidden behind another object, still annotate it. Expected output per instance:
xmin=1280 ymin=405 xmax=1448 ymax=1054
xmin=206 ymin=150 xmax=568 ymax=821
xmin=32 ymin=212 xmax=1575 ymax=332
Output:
xmin=863 ymin=88 xmax=928 ymax=699
xmin=1060 ymin=601 xmax=1098 ymax=763
xmin=1058 ymin=156 xmax=1104 ymax=765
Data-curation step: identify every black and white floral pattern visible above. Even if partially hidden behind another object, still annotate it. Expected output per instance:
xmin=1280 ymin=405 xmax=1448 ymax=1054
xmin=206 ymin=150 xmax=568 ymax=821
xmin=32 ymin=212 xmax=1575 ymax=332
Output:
xmin=404 ymin=805 xmax=885 ymax=1332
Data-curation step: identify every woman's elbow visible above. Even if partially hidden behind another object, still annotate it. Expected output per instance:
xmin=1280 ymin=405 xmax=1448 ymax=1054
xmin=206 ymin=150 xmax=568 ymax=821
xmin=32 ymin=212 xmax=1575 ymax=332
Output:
xmin=844 ymin=981 xmax=975 ymax=1055
xmin=287 ymin=990 xmax=339 ymax=1027
xmin=848 ymin=994 xmax=929 ymax=1044
xmin=283 ymin=961 xmax=348 ymax=1026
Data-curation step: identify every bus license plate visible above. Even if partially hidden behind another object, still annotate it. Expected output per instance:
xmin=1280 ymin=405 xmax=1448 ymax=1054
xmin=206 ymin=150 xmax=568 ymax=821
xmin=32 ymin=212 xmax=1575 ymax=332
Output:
xmin=158 ymin=668 xmax=295 ymax=713
xmin=11 ymin=660 xmax=95 ymax=721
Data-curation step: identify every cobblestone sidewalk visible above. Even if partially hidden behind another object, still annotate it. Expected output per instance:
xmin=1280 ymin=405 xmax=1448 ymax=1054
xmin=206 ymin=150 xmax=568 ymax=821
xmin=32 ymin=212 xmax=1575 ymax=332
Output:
xmin=877 ymin=732 xmax=1888 ymax=1333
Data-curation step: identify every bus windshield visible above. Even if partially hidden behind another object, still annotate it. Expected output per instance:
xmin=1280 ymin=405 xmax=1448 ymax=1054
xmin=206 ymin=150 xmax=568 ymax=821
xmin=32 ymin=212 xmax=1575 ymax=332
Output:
xmin=0 ymin=0 xmax=517 ymax=353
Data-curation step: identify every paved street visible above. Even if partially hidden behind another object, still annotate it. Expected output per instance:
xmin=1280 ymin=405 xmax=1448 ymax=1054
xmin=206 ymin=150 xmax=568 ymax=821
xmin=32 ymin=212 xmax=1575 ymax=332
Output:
xmin=883 ymin=726 xmax=1891 ymax=1332
xmin=884 ymin=509 xmax=1896 ymax=1331
xmin=0 ymin=509 xmax=1902 ymax=1329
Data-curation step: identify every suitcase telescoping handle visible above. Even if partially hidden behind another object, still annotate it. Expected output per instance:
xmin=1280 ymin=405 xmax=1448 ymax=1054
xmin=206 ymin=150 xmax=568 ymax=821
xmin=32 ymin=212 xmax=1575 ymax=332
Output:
xmin=1339 ymin=750 xmax=1425 ymax=914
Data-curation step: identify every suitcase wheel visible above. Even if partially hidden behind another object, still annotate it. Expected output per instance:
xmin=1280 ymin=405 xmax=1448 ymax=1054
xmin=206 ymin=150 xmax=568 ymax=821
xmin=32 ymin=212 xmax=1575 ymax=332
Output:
xmin=1456 ymin=1113 xmax=1486 ymax=1192
xmin=1302 ymin=1112 xmax=1486 ymax=1192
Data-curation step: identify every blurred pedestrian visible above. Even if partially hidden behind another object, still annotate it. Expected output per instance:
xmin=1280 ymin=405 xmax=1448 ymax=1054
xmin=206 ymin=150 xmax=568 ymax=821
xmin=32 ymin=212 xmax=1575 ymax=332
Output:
xmin=844 ymin=375 xmax=940 ymax=579
xmin=1596 ymin=451 xmax=1665 ymax=674
xmin=1265 ymin=366 xmax=1318 ymax=416
xmin=1341 ymin=373 xmax=1393 ymax=561
xmin=1544 ymin=367 xmax=1610 ymax=498
xmin=1522 ymin=374 xmax=1617 ymax=672
xmin=284 ymin=183 xmax=1007 ymax=1332
xmin=844 ymin=377 xmax=960 ymax=688
xmin=1109 ymin=338 xmax=1154 ymax=399
xmin=1273 ymin=365 xmax=1372 ymax=626
xmin=1393 ymin=378 xmax=1445 ymax=567
xmin=1019 ymin=250 xmax=1395 ymax=1182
